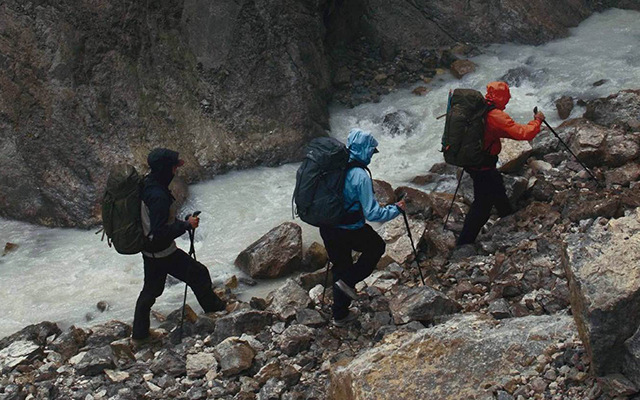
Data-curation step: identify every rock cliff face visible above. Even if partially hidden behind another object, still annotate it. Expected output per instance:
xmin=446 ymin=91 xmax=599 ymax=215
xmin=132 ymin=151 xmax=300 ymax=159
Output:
xmin=1 ymin=0 xmax=638 ymax=227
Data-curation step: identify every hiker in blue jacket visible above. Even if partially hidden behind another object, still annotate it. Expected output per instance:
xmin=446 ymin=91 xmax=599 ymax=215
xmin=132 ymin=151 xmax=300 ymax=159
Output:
xmin=319 ymin=129 xmax=405 ymax=326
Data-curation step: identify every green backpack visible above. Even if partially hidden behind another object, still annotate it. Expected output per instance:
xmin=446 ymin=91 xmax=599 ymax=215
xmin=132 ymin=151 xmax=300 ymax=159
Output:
xmin=441 ymin=88 xmax=497 ymax=168
xmin=101 ymin=164 xmax=145 ymax=255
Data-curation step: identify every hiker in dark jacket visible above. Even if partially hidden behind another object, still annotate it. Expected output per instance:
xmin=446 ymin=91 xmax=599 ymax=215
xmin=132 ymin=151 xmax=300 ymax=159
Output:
xmin=457 ymin=82 xmax=545 ymax=246
xmin=320 ymin=129 xmax=405 ymax=326
xmin=132 ymin=148 xmax=225 ymax=343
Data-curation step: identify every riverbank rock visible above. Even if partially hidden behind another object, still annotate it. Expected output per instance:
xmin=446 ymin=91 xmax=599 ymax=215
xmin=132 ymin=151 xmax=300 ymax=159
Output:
xmin=388 ymin=285 xmax=461 ymax=325
xmin=377 ymin=217 xmax=427 ymax=267
xmin=301 ymin=242 xmax=328 ymax=272
xmin=210 ymin=310 xmax=273 ymax=346
xmin=372 ymin=180 xmax=396 ymax=206
xmin=328 ymin=314 xmax=576 ymax=400
xmin=584 ymin=89 xmax=640 ymax=132
xmin=0 ymin=341 xmax=42 ymax=373
xmin=563 ymin=209 xmax=640 ymax=383
xmin=267 ymin=279 xmax=312 ymax=322
xmin=498 ymin=139 xmax=533 ymax=172
xmin=214 ymin=337 xmax=256 ymax=377
xmin=234 ymin=222 xmax=303 ymax=279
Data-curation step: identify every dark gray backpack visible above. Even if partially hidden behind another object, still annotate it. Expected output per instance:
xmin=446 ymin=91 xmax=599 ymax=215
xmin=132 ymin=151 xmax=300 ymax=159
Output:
xmin=101 ymin=164 xmax=145 ymax=254
xmin=293 ymin=137 xmax=364 ymax=227
xmin=441 ymin=88 xmax=497 ymax=167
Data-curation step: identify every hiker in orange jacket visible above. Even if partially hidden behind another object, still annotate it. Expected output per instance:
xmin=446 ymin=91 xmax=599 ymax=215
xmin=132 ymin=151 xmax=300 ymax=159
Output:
xmin=457 ymin=82 xmax=546 ymax=245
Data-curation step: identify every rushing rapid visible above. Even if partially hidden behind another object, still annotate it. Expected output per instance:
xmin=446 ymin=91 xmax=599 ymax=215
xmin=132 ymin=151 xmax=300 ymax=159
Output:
xmin=0 ymin=9 xmax=638 ymax=338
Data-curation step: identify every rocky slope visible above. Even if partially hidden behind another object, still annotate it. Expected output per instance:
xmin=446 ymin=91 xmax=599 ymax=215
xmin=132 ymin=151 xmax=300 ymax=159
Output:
xmin=2 ymin=0 xmax=639 ymax=227
xmin=2 ymin=89 xmax=640 ymax=399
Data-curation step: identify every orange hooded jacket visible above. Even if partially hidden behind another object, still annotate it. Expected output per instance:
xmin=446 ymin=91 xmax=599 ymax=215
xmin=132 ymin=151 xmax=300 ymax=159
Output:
xmin=483 ymin=82 xmax=542 ymax=156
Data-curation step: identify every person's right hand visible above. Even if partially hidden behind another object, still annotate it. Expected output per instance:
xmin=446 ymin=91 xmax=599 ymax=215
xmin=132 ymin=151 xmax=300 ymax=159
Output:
xmin=534 ymin=111 xmax=546 ymax=121
xmin=395 ymin=200 xmax=406 ymax=211
xmin=188 ymin=215 xmax=200 ymax=229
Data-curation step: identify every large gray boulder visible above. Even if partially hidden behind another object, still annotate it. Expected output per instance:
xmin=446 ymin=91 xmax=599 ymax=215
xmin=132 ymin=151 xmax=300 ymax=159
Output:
xmin=234 ymin=222 xmax=303 ymax=279
xmin=329 ymin=314 xmax=576 ymax=400
xmin=563 ymin=208 xmax=640 ymax=384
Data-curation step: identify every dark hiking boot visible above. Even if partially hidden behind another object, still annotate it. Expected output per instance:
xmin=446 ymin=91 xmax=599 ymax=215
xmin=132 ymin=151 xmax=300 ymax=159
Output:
xmin=332 ymin=310 xmax=359 ymax=327
xmin=335 ymin=280 xmax=358 ymax=300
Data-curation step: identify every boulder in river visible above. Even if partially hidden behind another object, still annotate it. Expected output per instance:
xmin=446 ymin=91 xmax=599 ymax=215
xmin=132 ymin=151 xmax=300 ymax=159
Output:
xmin=234 ymin=222 xmax=303 ymax=279
xmin=2 ymin=242 xmax=18 ymax=256
xmin=450 ymin=60 xmax=476 ymax=79
xmin=556 ymin=95 xmax=574 ymax=120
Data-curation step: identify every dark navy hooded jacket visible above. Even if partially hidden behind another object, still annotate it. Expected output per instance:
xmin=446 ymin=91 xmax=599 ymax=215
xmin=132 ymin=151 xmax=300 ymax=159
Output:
xmin=141 ymin=149 xmax=190 ymax=257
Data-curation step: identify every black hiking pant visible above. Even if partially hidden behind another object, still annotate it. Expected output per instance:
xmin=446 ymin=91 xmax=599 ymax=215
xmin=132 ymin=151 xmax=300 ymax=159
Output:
xmin=320 ymin=224 xmax=386 ymax=320
xmin=457 ymin=168 xmax=513 ymax=246
xmin=132 ymin=249 xmax=225 ymax=339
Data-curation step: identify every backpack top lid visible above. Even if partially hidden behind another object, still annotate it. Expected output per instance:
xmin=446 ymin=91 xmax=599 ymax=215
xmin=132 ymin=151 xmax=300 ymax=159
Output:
xmin=106 ymin=164 xmax=141 ymax=197
xmin=304 ymin=136 xmax=350 ymax=168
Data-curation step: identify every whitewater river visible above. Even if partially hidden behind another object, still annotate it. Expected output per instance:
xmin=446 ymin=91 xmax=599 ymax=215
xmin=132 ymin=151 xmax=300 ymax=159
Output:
xmin=1 ymin=9 xmax=639 ymax=338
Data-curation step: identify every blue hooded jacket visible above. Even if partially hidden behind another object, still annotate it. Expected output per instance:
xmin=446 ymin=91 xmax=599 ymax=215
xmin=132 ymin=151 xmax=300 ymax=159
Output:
xmin=338 ymin=129 xmax=401 ymax=230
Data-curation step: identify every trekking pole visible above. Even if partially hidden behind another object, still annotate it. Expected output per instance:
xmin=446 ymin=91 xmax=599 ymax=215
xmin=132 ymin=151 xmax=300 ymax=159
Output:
xmin=443 ymin=169 xmax=464 ymax=232
xmin=321 ymin=261 xmax=331 ymax=307
xmin=533 ymin=107 xmax=602 ymax=186
xmin=179 ymin=210 xmax=201 ymax=343
xmin=398 ymin=207 xmax=426 ymax=286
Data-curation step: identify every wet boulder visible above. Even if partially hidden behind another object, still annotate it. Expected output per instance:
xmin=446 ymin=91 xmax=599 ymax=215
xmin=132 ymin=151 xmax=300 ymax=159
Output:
xmin=498 ymin=139 xmax=532 ymax=173
xmin=376 ymin=216 xmax=426 ymax=267
xmin=388 ymin=285 xmax=461 ymax=325
xmin=267 ymin=279 xmax=312 ymax=322
xmin=210 ymin=310 xmax=274 ymax=346
xmin=373 ymin=179 xmax=396 ymax=206
xmin=234 ymin=222 xmax=303 ymax=279
xmin=0 ymin=321 xmax=60 ymax=350
xmin=563 ymin=209 xmax=640 ymax=382
xmin=0 ymin=340 xmax=42 ymax=373
xmin=72 ymin=346 xmax=116 ymax=376
xmin=500 ymin=66 xmax=548 ymax=88
xmin=381 ymin=110 xmax=413 ymax=136
xmin=584 ymin=89 xmax=640 ymax=132
xmin=274 ymin=324 xmax=315 ymax=356
xmin=50 ymin=326 xmax=88 ymax=361
xmin=329 ymin=314 xmax=576 ymax=400
xmin=606 ymin=163 xmax=640 ymax=187
xmin=556 ymin=95 xmax=574 ymax=120
xmin=450 ymin=60 xmax=476 ymax=79
xmin=214 ymin=337 xmax=256 ymax=377
xmin=150 ymin=349 xmax=186 ymax=378
xmin=186 ymin=352 xmax=218 ymax=379
xmin=300 ymin=242 xmax=328 ymax=272
xmin=85 ymin=320 xmax=132 ymax=348
xmin=2 ymin=242 xmax=18 ymax=256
